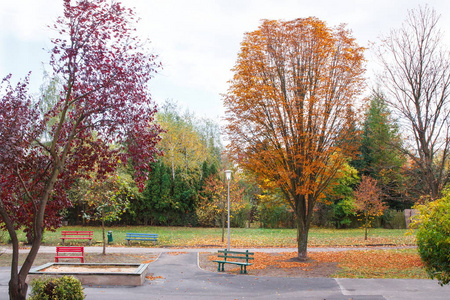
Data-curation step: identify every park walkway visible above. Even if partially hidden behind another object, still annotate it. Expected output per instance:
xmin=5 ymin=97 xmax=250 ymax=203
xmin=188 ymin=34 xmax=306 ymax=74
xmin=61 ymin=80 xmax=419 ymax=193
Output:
xmin=1 ymin=246 xmax=450 ymax=299
xmin=84 ymin=251 xmax=375 ymax=299
xmin=1 ymin=245 xmax=417 ymax=254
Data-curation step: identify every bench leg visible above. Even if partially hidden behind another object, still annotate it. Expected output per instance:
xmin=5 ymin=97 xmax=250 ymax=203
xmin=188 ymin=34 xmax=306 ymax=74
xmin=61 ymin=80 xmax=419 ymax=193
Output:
xmin=61 ymin=239 xmax=65 ymax=245
xmin=217 ymin=262 xmax=225 ymax=272
xmin=88 ymin=240 xmax=92 ymax=246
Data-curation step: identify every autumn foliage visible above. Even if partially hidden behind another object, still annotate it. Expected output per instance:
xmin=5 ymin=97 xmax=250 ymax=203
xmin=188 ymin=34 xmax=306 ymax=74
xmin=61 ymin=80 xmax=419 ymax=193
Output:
xmin=0 ymin=1 xmax=162 ymax=299
xmin=412 ymin=189 xmax=450 ymax=285
xmin=224 ymin=17 xmax=365 ymax=259
xmin=205 ymin=250 xmax=424 ymax=279
xmin=354 ymin=176 xmax=387 ymax=240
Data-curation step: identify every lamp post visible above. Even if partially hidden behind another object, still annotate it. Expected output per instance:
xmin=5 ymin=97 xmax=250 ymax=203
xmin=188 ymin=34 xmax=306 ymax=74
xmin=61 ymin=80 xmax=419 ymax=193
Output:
xmin=225 ymin=170 xmax=232 ymax=250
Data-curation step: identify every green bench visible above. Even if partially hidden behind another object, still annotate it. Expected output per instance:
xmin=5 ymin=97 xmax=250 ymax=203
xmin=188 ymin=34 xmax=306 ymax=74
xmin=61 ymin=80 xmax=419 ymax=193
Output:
xmin=125 ymin=233 xmax=158 ymax=245
xmin=213 ymin=249 xmax=254 ymax=274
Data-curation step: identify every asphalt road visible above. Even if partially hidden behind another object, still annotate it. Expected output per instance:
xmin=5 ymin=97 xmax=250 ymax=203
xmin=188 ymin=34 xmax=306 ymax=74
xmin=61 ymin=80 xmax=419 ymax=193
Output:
xmin=1 ymin=247 xmax=450 ymax=299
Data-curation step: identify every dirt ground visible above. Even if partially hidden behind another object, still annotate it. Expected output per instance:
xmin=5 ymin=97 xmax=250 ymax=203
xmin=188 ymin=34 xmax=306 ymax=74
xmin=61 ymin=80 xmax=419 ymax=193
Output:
xmin=198 ymin=253 xmax=339 ymax=277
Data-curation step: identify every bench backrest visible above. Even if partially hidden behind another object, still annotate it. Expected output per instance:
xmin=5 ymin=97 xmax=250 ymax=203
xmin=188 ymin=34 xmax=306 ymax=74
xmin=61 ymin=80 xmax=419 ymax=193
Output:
xmin=218 ymin=249 xmax=254 ymax=261
xmin=61 ymin=231 xmax=93 ymax=236
xmin=56 ymin=246 xmax=84 ymax=253
xmin=126 ymin=233 xmax=158 ymax=237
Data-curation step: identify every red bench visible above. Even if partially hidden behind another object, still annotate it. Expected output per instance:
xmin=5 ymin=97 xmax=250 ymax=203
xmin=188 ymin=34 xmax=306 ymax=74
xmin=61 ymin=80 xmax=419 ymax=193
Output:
xmin=60 ymin=231 xmax=93 ymax=245
xmin=55 ymin=246 xmax=85 ymax=263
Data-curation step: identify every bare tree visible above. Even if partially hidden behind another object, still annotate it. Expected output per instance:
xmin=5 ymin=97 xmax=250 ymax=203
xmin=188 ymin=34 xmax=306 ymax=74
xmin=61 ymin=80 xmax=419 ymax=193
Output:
xmin=376 ymin=6 xmax=450 ymax=199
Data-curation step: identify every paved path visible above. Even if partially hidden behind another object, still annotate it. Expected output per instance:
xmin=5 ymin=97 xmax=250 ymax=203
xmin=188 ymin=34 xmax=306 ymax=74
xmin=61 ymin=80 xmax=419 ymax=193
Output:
xmin=1 ymin=245 xmax=417 ymax=254
xmin=84 ymin=252 xmax=377 ymax=300
xmin=1 ymin=247 xmax=450 ymax=299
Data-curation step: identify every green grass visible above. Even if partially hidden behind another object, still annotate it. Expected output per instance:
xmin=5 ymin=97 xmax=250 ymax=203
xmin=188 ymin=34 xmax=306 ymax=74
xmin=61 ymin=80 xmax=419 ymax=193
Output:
xmin=0 ymin=226 xmax=416 ymax=248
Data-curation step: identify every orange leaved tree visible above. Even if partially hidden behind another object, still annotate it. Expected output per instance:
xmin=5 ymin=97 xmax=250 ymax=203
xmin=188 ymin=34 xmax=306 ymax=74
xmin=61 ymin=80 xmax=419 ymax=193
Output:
xmin=354 ymin=176 xmax=387 ymax=240
xmin=224 ymin=18 xmax=365 ymax=260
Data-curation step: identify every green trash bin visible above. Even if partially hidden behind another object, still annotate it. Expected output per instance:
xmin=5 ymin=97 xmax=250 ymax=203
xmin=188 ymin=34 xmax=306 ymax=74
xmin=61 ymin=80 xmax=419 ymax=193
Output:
xmin=107 ymin=231 xmax=113 ymax=244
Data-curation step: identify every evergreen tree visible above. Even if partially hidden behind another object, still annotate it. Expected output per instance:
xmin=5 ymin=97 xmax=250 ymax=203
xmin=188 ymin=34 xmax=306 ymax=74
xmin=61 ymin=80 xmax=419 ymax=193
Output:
xmin=353 ymin=92 xmax=409 ymax=209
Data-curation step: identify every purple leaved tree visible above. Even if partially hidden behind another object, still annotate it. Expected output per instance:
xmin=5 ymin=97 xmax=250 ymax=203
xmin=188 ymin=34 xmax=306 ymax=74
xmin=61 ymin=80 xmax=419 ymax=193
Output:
xmin=0 ymin=1 xmax=163 ymax=299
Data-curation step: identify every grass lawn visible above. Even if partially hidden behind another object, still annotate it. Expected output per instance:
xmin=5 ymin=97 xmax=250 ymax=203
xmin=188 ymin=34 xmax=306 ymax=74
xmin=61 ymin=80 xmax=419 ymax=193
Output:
xmin=0 ymin=226 xmax=416 ymax=248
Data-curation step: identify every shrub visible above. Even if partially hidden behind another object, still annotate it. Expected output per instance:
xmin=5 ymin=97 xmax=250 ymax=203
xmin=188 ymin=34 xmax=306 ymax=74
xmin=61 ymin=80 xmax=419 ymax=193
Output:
xmin=412 ymin=190 xmax=450 ymax=285
xmin=332 ymin=197 xmax=357 ymax=228
xmin=381 ymin=209 xmax=406 ymax=229
xmin=232 ymin=203 xmax=252 ymax=228
xmin=29 ymin=275 xmax=85 ymax=300
xmin=258 ymin=203 xmax=295 ymax=228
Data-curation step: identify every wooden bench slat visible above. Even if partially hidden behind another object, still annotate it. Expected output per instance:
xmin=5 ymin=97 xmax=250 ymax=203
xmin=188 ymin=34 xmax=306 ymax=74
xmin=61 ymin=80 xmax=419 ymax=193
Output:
xmin=218 ymin=250 xmax=254 ymax=255
xmin=217 ymin=255 xmax=254 ymax=259
xmin=213 ymin=260 xmax=253 ymax=266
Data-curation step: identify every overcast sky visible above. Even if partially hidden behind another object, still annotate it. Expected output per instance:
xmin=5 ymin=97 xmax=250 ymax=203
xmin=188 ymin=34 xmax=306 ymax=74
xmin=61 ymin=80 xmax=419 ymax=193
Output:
xmin=1 ymin=0 xmax=449 ymax=120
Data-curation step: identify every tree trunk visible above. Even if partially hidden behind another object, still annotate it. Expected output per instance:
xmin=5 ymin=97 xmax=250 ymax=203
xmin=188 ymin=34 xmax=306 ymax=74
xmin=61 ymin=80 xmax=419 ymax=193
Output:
xmin=6 ymin=167 xmax=60 ymax=299
xmin=8 ymin=225 xmax=45 ymax=300
xmin=0 ymin=203 xmax=26 ymax=300
xmin=102 ymin=218 xmax=106 ymax=255
xmin=8 ymin=280 xmax=27 ymax=300
xmin=5 ymin=227 xmax=27 ymax=300
xmin=296 ymin=217 xmax=309 ymax=261
xmin=221 ymin=208 xmax=225 ymax=243
xmin=364 ymin=212 xmax=369 ymax=240
xmin=171 ymin=155 xmax=175 ymax=180
xmin=293 ymin=194 xmax=314 ymax=261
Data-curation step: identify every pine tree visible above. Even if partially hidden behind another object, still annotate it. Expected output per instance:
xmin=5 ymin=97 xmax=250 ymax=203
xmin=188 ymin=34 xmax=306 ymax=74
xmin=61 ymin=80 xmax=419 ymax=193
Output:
xmin=354 ymin=92 xmax=409 ymax=209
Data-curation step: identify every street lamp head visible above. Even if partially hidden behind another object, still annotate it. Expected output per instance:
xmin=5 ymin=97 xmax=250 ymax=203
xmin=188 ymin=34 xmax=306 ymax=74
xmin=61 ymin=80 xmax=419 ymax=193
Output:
xmin=225 ymin=170 xmax=232 ymax=181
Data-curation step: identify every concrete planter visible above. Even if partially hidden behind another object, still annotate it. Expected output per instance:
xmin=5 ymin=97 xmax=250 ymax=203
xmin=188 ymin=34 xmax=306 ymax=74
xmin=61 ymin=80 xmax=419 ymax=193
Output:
xmin=28 ymin=263 xmax=149 ymax=286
